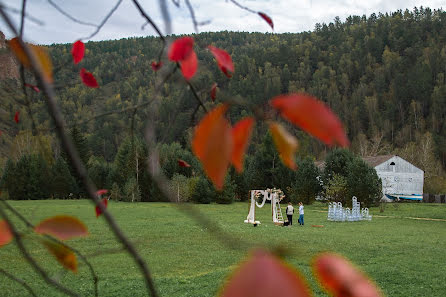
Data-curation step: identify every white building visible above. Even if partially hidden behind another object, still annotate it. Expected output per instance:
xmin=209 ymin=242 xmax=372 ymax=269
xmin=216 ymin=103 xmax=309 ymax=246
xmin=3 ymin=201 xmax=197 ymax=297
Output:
xmin=362 ymin=155 xmax=424 ymax=201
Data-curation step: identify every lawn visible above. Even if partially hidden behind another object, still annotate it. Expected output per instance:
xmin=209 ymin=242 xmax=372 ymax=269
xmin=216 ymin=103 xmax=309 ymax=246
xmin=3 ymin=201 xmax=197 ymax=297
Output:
xmin=1 ymin=200 xmax=445 ymax=296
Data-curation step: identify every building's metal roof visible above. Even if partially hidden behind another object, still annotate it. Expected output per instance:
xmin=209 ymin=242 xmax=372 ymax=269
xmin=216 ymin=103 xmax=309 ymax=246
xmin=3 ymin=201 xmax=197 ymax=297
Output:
xmin=315 ymin=155 xmax=396 ymax=170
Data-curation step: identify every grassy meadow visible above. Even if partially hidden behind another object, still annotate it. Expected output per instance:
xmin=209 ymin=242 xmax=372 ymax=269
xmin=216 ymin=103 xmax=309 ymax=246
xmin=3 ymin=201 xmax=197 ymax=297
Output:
xmin=1 ymin=200 xmax=445 ymax=296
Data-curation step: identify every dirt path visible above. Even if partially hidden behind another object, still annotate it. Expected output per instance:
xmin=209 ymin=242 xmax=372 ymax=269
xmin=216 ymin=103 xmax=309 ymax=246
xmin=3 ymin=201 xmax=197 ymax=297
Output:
xmin=310 ymin=210 xmax=446 ymax=222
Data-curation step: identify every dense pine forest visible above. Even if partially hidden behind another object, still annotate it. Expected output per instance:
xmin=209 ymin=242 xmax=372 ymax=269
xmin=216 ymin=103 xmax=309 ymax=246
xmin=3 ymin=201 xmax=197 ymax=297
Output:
xmin=1 ymin=7 xmax=446 ymax=201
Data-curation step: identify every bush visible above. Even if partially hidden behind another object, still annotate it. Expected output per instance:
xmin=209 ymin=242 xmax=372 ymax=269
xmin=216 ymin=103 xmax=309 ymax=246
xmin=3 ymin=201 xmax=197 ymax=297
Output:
xmin=216 ymin=175 xmax=235 ymax=204
xmin=191 ymin=176 xmax=215 ymax=204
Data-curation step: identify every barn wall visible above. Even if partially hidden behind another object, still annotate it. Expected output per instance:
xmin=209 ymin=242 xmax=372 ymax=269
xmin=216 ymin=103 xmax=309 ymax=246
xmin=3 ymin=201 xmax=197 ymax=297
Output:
xmin=375 ymin=156 xmax=424 ymax=196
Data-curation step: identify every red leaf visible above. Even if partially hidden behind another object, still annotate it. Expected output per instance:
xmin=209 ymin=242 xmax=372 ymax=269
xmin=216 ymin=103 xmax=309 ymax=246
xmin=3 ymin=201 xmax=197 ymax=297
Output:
xmin=231 ymin=117 xmax=255 ymax=172
xmin=192 ymin=104 xmax=232 ymax=190
xmin=151 ymin=61 xmax=163 ymax=71
xmin=313 ymin=253 xmax=383 ymax=297
xmin=220 ymin=249 xmax=311 ymax=297
xmin=41 ymin=239 xmax=77 ymax=273
xmin=180 ymin=50 xmax=197 ymax=80
xmin=24 ymin=83 xmax=40 ymax=92
xmin=14 ymin=111 xmax=19 ymax=124
xmin=258 ymin=12 xmax=274 ymax=30
xmin=96 ymin=189 xmax=108 ymax=196
xmin=71 ymin=40 xmax=85 ymax=64
xmin=210 ymin=83 xmax=218 ymax=101
xmin=208 ymin=46 xmax=234 ymax=78
xmin=34 ymin=216 xmax=88 ymax=240
xmin=80 ymin=68 xmax=99 ymax=88
xmin=168 ymin=37 xmax=194 ymax=61
xmin=269 ymin=122 xmax=298 ymax=170
xmin=95 ymin=198 xmax=108 ymax=218
xmin=0 ymin=220 xmax=13 ymax=247
xmin=178 ymin=159 xmax=191 ymax=167
xmin=270 ymin=93 xmax=349 ymax=147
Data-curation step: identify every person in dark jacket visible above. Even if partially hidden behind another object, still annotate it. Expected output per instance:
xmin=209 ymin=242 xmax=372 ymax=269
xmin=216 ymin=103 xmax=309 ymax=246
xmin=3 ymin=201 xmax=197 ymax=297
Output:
xmin=285 ymin=202 xmax=294 ymax=226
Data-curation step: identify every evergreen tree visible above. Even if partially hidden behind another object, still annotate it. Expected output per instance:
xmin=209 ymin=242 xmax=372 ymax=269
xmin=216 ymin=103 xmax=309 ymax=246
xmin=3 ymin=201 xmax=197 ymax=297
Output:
xmin=52 ymin=157 xmax=77 ymax=199
xmin=346 ymin=158 xmax=382 ymax=207
xmin=293 ymin=157 xmax=321 ymax=204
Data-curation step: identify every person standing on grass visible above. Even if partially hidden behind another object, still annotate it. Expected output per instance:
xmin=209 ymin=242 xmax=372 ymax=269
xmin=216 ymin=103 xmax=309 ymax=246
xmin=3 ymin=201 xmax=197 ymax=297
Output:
xmin=298 ymin=202 xmax=304 ymax=226
xmin=285 ymin=202 xmax=294 ymax=226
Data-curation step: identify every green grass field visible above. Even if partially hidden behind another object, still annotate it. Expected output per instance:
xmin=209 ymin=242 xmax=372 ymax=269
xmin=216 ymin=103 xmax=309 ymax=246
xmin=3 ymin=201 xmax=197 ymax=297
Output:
xmin=1 ymin=200 xmax=445 ymax=297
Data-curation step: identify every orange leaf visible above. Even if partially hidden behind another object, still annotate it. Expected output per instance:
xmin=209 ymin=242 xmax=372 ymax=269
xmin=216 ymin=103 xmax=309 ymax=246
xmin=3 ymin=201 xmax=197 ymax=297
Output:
xmin=231 ymin=117 xmax=255 ymax=172
xmin=96 ymin=189 xmax=108 ymax=196
xmin=210 ymin=83 xmax=218 ymax=101
xmin=220 ymin=249 xmax=311 ymax=297
xmin=151 ymin=61 xmax=163 ymax=71
xmin=8 ymin=37 xmax=53 ymax=83
xmin=24 ymin=83 xmax=40 ymax=92
xmin=71 ymin=40 xmax=85 ymax=64
xmin=41 ymin=239 xmax=77 ymax=273
xmin=208 ymin=46 xmax=234 ymax=78
xmin=0 ymin=220 xmax=13 ymax=247
xmin=313 ymin=253 xmax=383 ymax=297
xmin=168 ymin=37 xmax=194 ymax=61
xmin=180 ymin=50 xmax=197 ymax=80
xmin=258 ymin=12 xmax=274 ymax=30
xmin=95 ymin=198 xmax=108 ymax=218
xmin=269 ymin=122 xmax=298 ymax=170
xmin=80 ymin=68 xmax=99 ymax=88
xmin=192 ymin=104 xmax=232 ymax=190
xmin=270 ymin=93 xmax=349 ymax=147
xmin=34 ymin=215 xmax=88 ymax=240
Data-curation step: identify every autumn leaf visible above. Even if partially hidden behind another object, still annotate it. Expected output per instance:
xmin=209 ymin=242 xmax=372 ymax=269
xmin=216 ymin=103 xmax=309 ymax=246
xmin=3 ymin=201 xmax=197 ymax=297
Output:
xmin=258 ymin=12 xmax=274 ymax=30
xmin=34 ymin=215 xmax=88 ymax=240
xmin=8 ymin=37 xmax=54 ymax=83
xmin=210 ymin=83 xmax=218 ymax=101
xmin=0 ymin=220 xmax=13 ymax=247
xmin=24 ymin=83 xmax=40 ymax=92
xmin=269 ymin=122 xmax=298 ymax=170
xmin=220 ymin=249 xmax=311 ymax=297
xmin=192 ymin=104 xmax=232 ymax=190
xmin=313 ymin=253 xmax=383 ymax=297
xmin=179 ymin=50 xmax=197 ymax=80
xmin=270 ymin=93 xmax=349 ymax=147
xmin=71 ymin=40 xmax=85 ymax=64
xmin=231 ymin=117 xmax=255 ymax=172
xmin=96 ymin=189 xmax=108 ymax=196
xmin=41 ymin=239 xmax=77 ymax=273
xmin=168 ymin=37 xmax=194 ymax=61
xmin=151 ymin=61 xmax=163 ymax=71
xmin=208 ymin=46 xmax=234 ymax=78
xmin=14 ymin=111 xmax=19 ymax=124
xmin=80 ymin=68 xmax=99 ymax=88
xmin=178 ymin=159 xmax=191 ymax=167
xmin=95 ymin=198 xmax=108 ymax=218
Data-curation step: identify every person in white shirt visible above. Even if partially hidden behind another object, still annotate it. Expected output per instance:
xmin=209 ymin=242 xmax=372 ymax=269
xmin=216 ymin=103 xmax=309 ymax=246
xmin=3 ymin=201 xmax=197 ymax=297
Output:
xmin=285 ymin=202 xmax=294 ymax=226
xmin=298 ymin=202 xmax=304 ymax=226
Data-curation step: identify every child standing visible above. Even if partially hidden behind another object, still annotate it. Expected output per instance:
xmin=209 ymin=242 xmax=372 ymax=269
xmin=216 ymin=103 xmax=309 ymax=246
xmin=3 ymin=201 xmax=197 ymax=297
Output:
xmin=298 ymin=202 xmax=304 ymax=226
xmin=285 ymin=202 xmax=294 ymax=226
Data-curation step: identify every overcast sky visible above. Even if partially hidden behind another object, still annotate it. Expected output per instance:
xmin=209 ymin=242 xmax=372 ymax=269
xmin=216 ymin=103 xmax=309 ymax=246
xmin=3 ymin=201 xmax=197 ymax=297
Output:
xmin=0 ymin=0 xmax=444 ymax=44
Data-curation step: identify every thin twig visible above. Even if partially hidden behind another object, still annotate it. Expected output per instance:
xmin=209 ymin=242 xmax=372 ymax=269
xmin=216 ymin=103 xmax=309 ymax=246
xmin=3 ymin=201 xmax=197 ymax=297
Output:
xmin=1 ymin=200 xmax=99 ymax=297
xmin=0 ymin=268 xmax=38 ymax=297
xmin=19 ymin=0 xmax=26 ymax=37
xmin=48 ymin=0 xmax=97 ymax=27
xmin=184 ymin=0 xmax=198 ymax=33
xmin=82 ymin=0 xmax=123 ymax=40
xmin=0 ymin=9 xmax=159 ymax=297
xmin=0 ymin=208 xmax=80 ymax=297
xmin=228 ymin=0 xmax=257 ymax=14
xmin=0 ymin=3 xmax=44 ymax=26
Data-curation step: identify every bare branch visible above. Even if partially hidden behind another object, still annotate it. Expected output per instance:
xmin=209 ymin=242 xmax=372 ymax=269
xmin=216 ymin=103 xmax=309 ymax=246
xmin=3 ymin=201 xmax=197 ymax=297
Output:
xmin=0 ymin=3 xmax=44 ymax=26
xmin=184 ymin=0 xmax=198 ymax=33
xmin=0 ymin=268 xmax=37 ymax=297
xmin=158 ymin=0 xmax=172 ymax=35
xmin=171 ymin=0 xmax=180 ymax=8
xmin=47 ymin=0 xmax=97 ymax=28
xmin=19 ymin=0 xmax=26 ymax=37
xmin=0 ymin=9 xmax=159 ymax=297
xmin=0 ymin=208 xmax=80 ymax=297
xmin=82 ymin=0 xmax=123 ymax=40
